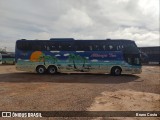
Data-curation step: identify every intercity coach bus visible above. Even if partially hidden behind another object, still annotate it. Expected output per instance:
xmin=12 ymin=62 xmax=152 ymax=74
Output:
xmin=2 ymin=53 xmax=15 ymax=65
xmin=15 ymin=38 xmax=142 ymax=75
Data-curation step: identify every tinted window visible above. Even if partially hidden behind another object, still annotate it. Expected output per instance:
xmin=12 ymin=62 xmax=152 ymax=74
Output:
xmin=2 ymin=55 xmax=15 ymax=58
xmin=75 ymin=41 xmax=108 ymax=51
xmin=124 ymin=54 xmax=141 ymax=65
xmin=16 ymin=40 xmax=139 ymax=53
xmin=16 ymin=41 xmax=31 ymax=50
xmin=75 ymin=41 xmax=90 ymax=51
xmin=59 ymin=42 xmax=73 ymax=51
xmin=16 ymin=40 xmax=75 ymax=51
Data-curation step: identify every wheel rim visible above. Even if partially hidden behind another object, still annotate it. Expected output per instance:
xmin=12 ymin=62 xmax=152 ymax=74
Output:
xmin=115 ymin=68 xmax=121 ymax=75
xmin=39 ymin=68 xmax=44 ymax=73
xmin=49 ymin=68 xmax=55 ymax=73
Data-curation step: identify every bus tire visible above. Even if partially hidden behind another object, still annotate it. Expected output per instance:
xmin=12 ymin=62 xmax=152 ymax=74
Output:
xmin=111 ymin=66 xmax=122 ymax=76
xmin=47 ymin=65 xmax=57 ymax=74
xmin=36 ymin=65 xmax=46 ymax=74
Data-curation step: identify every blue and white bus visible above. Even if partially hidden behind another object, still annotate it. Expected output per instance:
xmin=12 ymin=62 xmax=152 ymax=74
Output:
xmin=15 ymin=38 xmax=142 ymax=75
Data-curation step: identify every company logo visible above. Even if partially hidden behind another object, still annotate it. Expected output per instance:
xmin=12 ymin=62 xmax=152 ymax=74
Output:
xmin=1 ymin=112 xmax=42 ymax=118
xmin=91 ymin=53 xmax=117 ymax=58
xmin=2 ymin=112 xmax=11 ymax=117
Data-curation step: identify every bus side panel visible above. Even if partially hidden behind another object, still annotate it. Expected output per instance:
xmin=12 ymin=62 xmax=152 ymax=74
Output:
xmin=15 ymin=50 xmax=141 ymax=74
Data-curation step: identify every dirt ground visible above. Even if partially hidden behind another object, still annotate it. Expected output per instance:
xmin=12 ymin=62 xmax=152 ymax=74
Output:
xmin=0 ymin=65 xmax=159 ymax=120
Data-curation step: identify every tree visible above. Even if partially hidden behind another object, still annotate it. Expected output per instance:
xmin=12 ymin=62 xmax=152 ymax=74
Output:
xmin=68 ymin=54 xmax=89 ymax=70
xmin=38 ymin=54 xmax=58 ymax=65
xmin=68 ymin=53 xmax=77 ymax=69
xmin=81 ymin=57 xmax=88 ymax=68
xmin=46 ymin=56 xmax=58 ymax=64
xmin=38 ymin=53 xmax=46 ymax=65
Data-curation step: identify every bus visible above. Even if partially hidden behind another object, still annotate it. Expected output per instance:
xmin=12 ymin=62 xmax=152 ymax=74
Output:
xmin=0 ymin=53 xmax=2 ymax=64
xmin=2 ymin=53 xmax=15 ymax=65
xmin=15 ymin=38 xmax=142 ymax=76
xmin=139 ymin=46 xmax=160 ymax=64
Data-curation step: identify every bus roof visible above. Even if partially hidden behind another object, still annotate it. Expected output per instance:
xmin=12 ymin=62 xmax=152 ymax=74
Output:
xmin=17 ymin=38 xmax=135 ymax=43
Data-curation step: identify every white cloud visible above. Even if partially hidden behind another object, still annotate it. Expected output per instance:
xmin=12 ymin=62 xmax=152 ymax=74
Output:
xmin=55 ymin=54 xmax=61 ymax=57
xmin=138 ymin=0 xmax=159 ymax=16
xmin=107 ymin=27 xmax=159 ymax=46
xmin=91 ymin=59 xmax=98 ymax=62
xmin=50 ymin=51 xmax=60 ymax=53
xmin=0 ymin=0 xmax=159 ymax=51
xmin=104 ymin=61 xmax=110 ymax=62
xmin=56 ymin=8 xmax=93 ymax=30
xmin=64 ymin=53 xmax=69 ymax=56
xmin=76 ymin=51 xmax=84 ymax=52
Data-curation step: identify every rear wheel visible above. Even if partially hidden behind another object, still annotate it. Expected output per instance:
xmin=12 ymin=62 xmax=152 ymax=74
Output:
xmin=48 ymin=66 xmax=57 ymax=74
xmin=111 ymin=67 xmax=122 ymax=76
xmin=36 ymin=66 xmax=46 ymax=74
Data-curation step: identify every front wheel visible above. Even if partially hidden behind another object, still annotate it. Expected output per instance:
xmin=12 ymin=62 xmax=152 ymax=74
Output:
xmin=48 ymin=66 xmax=57 ymax=74
xmin=111 ymin=67 xmax=122 ymax=76
xmin=36 ymin=66 xmax=46 ymax=74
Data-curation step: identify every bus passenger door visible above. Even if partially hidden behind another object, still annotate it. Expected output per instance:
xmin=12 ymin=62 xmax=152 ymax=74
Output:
xmin=123 ymin=54 xmax=141 ymax=73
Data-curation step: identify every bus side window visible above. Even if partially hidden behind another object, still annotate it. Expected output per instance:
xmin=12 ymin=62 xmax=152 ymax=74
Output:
xmin=109 ymin=45 xmax=113 ymax=50
xmin=48 ymin=42 xmax=59 ymax=51
xmin=46 ymin=46 xmax=50 ymax=51
xmin=116 ymin=45 xmax=121 ymax=50
xmin=105 ymin=44 xmax=109 ymax=51
xmin=24 ymin=42 xmax=32 ymax=50
xmin=76 ymin=42 xmax=89 ymax=51
xmin=127 ymin=58 xmax=132 ymax=64
xmin=51 ymin=45 xmax=55 ymax=50
xmin=91 ymin=42 xmax=105 ymax=51
xmin=32 ymin=42 xmax=42 ymax=51
xmin=61 ymin=42 xmax=74 ymax=51
xmin=53 ymin=42 xmax=59 ymax=51
xmin=84 ymin=44 xmax=90 ymax=51
xmin=58 ymin=44 xmax=62 ymax=50
xmin=103 ymin=45 xmax=105 ymax=50
xmin=18 ymin=42 xmax=25 ymax=50
xmin=93 ymin=45 xmax=99 ymax=51
xmin=89 ymin=45 xmax=92 ymax=51
xmin=102 ymin=45 xmax=106 ymax=50
xmin=116 ymin=46 xmax=119 ymax=50
xmin=68 ymin=44 xmax=72 ymax=51
xmin=49 ymin=42 xmax=55 ymax=51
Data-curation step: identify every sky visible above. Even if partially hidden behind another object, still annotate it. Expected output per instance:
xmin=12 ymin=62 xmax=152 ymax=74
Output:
xmin=0 ymin=0 xmax=159 ymax=51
